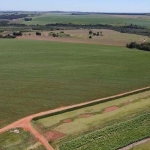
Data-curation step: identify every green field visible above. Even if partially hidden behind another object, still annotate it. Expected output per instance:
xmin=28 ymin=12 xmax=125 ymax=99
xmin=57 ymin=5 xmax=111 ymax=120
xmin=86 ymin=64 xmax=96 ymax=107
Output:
xmin=0 ymin=128 xmax=45 ymax=150
xmin=0 ymin=39 xmax=150 ymax=128
xmin=32 ymin=90 xmax=150 ymax=150
xmin=34 ymin=90 xmax=150 ymax=134
xmin=22 ymin=14 xmax=150 ymax=27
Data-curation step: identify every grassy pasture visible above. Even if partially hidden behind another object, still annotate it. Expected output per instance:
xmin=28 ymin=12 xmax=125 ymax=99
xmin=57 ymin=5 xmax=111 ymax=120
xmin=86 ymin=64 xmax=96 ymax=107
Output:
xmin=22 ymin=14 xmax=150 ymax=27
xmin=0 ymin=128 xmax=45 ymax=150
xmin=20 ymin=29 xmax=150 ymax=46
xmin=0 ymin=39 xmax=150 ymax=128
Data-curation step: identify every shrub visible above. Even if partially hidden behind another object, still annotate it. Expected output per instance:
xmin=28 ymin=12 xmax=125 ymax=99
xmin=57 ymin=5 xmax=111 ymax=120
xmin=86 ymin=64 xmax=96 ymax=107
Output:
xmin=13 ymin=31 xmax=22 ymax=36
xmin=89 ymin=30 xmax=92 ymax=34
xmin=36 ymin=32 xmax=41 ymax=36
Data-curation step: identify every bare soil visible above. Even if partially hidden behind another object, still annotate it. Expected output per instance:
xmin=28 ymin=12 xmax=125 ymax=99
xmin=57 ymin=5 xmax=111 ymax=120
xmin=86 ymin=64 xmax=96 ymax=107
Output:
xmin=104 ymin=106 xmax=119 ymax=113
xmin=78 ymin=114 xmax=93 ymax=118
xmin=45 ymin=130 xmax=65 ymax=141
xmin=63 ymin=119 xmax=72 ymax=123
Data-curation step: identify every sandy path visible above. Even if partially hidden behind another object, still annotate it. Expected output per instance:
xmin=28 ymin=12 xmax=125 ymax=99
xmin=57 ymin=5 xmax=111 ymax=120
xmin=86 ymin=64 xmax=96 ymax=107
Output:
xmin=119 ymin=138 xmax=150 ymax=150
xmin=0 ymin=86 xmax=150 ymax=150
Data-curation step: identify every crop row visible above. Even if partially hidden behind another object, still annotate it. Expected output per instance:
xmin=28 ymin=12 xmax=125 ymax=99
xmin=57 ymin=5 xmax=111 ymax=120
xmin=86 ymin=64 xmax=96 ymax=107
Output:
xmin=58 ymin=112 xmax=150 ymax=150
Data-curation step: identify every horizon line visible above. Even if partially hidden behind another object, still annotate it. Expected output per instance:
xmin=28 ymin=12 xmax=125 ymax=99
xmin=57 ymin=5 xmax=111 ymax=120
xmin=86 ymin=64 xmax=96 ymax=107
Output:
xmin=0 ymin=10 xmax=150 ymax=14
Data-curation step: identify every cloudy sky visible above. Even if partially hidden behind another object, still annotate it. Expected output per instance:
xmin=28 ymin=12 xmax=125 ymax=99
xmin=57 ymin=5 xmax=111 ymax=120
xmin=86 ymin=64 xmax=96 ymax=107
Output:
xmin=0 ymin=0 xmax=149 ymax=13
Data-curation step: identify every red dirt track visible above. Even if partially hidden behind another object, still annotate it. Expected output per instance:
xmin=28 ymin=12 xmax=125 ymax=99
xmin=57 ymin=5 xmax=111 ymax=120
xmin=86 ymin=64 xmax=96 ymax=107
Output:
xmin=0 ymin=86 xmax=150 ymax=150
xmin=104 ymin=106 xmax=119 ymax=113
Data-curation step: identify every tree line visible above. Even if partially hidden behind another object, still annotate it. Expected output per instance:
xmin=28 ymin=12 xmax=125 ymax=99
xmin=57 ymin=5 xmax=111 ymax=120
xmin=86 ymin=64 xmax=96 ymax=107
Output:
xmin=45 ymin=23 xmax=150 ymax=37
xmin=126 ymin=42 xmax=150 ymax=52
xmin=0 ymin=14 xmax=28 ymax=20
xmin=0 ymin=21 xmax=150 ymax=37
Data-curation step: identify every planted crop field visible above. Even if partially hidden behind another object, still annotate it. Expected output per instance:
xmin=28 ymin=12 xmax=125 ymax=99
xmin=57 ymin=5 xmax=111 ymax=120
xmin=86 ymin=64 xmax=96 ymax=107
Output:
xmin=58 ymin=112 xmax=150 ymax=150
xmin=23 ymin=14 xmax=150 ymax=27
xmin=0 ymin=39 xmax=150 ymax=128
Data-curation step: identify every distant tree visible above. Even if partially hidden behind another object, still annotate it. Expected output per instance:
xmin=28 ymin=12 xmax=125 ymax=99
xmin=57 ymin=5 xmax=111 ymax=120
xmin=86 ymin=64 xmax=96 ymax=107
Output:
xmin=89 ymin=30 xmax=93 ymax=35
xmin=89 ymin=36 xmax=92 ymax=39
xmin=97 ymin=32 xmax=99 ymax=36
xmin=126 ymin=42 xmax=137 ymax=48
xmin=93 ymin=33 xmax=96 ymax=36
xmin=100 ymin=31 xmax=103 ymax=36
xmin=52 ymin=33 xmax=56 ymax=37
xmin=13 ymin=31 xmax=22 ymax=36
xmin=36 ymin=32 xmax=41 ymax=36
xmin=24 ymin=18 xmax=32 ymax=21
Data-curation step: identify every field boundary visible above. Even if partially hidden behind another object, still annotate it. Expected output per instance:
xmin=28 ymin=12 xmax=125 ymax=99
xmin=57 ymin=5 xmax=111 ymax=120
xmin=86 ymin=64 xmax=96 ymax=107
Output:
xmin=33 ymin=86 xmax=150 ymax=121
xmin=0 ymin=86 xmax=150 ymax=150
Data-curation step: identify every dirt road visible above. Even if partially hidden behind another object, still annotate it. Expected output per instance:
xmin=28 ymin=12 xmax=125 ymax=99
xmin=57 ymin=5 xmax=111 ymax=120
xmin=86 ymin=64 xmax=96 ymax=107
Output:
xmin=0 ymin=86 xmax=150 ymax=150
xmin=119 ymin=138 xmax=150 ymax=150
xmin=0 ymin=116 xmax=54 ymax=150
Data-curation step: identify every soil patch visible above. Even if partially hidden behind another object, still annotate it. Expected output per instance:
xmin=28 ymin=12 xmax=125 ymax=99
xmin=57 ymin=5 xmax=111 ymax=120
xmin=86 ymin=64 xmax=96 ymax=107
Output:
xmin=45 ymin=130 xmax=65 ymax=141
xmin=104 ymin=106 xmax=119 ymax=113
xmin=63 ymin=119 xmax=72 ymax=123
xmin=126 ymin=100 xmax=131 ymax=105
xmin=0 ymin=120 xmax=5 ymax=123
xmin=78 ymin=114 xmax=93 ymax=118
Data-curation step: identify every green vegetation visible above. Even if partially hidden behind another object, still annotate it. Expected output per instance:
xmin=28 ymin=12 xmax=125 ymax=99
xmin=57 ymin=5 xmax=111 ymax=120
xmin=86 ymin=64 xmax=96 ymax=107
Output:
xmin=126 ymin=42 xmax=150 ymax=51
xmin=0 ymin=14 xmax=28 ymax=20
xmin=58 ymin=112 xmax=150 ymax=150
xmin=0 ymin=39 xmax=150 ymax=128
xmin=33 ymin=91 xmax=150 ymax=147
xmin=23 ymin=14 xmax=150 ymax=27
xmin=49 ymin=31 xmax=70 ymax=37
xmin=130 ymin=141 xmax=150 ymax=150
xmin=0 ymin=128 xmax=44 ymax=150
xmin=34 ymin=91 xmax=150 ymax=133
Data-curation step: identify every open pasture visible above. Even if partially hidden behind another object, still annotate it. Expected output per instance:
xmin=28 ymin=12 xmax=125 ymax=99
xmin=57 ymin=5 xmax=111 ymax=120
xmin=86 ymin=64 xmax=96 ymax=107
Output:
xmin=0 ymin=128 xmax=45 ymax=150
xmin=0 ymin=39 xmax=150 ymax=128
xmin=19 ymin=29 xmax=150 ymax=46
xmin=23 ymin=14 xmax=150 ymax=27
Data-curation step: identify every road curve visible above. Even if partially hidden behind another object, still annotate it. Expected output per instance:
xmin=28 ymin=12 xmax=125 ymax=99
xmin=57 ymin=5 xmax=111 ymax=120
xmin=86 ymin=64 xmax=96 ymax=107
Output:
xmin=0 ymin=86 xmax=150 ymax=150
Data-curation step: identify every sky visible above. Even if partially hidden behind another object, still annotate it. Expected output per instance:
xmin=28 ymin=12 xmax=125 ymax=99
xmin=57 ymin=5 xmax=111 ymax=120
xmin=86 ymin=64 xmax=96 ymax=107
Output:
xmin=0 ymin=0 xmax=150 ymax=13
